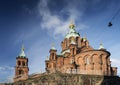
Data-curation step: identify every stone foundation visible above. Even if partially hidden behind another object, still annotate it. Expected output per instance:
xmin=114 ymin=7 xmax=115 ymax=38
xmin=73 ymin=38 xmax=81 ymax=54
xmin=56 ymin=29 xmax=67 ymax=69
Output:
xmin=6 ymin=72 xmax=120 ymax=85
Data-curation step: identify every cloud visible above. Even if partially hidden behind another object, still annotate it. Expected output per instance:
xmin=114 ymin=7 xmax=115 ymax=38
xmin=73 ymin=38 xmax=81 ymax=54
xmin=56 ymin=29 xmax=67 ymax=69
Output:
xmin=0 ymin=66 xmax=14 ymax=71
xmin=111 ymin=58 xmax=120 ymax=75
xmin=25 ymin=0 xmax=89 ymax=74
xmin=111 ymin=58 xmax=120 ymax=66
xmin=0 ymin=66 xmax=14 ymax=83
xmin=38 ymin=0 xmax=88 ymax=36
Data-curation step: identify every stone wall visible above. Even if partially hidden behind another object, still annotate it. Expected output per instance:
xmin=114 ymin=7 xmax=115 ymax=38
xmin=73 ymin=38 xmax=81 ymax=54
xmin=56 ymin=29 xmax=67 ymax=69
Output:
xmin=6 ymin=72 xmax=120 ymax=85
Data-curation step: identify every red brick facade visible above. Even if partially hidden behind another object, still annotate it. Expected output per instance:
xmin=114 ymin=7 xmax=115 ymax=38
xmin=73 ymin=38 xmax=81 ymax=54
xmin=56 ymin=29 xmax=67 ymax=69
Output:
xmin=45 ymin=23 xmax=117 ymax=76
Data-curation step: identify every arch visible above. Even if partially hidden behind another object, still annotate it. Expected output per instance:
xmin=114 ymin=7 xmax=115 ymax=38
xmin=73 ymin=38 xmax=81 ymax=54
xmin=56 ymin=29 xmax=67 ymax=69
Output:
xmin=84 ymin=55 xmax=90 ymax=65
xmin=18 ymin=69 xmax=24 ymax=75
xmin=99 ymin=54 xmax=103 ymax=64
xmin=22 ymin=61 xmax=26 ymax=66
xmin=46 ymin=63 xmax=49 ymax=67
xmin=77 ymin=56 xmax=83 ymax=65
xmin=84 ymin=57 xmax=89 ymax=65
xmin=69 ymin=37 xmax=75 ymax=43
xmin=101 ymin=54 xmax=107 ymax=64
xmin=51 ymin=53 xmax=54 ymax=60
xmin=92 ymin=54 xmax=98 ymax=64
xmin=90 ymin=55 xmax=93 ymax=64
xmin=17 ymin=61 xmax=21 ymax=66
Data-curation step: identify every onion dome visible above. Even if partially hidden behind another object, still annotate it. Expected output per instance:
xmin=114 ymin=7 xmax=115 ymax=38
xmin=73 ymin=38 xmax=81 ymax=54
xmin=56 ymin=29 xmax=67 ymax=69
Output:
xmin=51 ymin=43 xmax=56 ymax=50
xmin=65 ymin=23 xmax=80 ymax=39
xmin=99 ymin=43 xmax=105 ymax=50
xmin=19 ymin=45 xmax=26 ymax=58
xmin=83 ymin=35 xmax=87 ymax=42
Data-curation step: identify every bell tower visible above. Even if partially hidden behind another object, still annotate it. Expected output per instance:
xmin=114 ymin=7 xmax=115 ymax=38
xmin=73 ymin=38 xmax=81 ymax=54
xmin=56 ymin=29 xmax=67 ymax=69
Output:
xmin=14 ymin=45 xmax=29 ymax=82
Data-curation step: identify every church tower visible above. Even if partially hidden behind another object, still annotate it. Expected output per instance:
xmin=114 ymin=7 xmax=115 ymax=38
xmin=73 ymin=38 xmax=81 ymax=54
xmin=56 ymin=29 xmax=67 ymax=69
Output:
xmin=14 ymin=45 xmax=29 ymax=82
xmin=45 ymin=44 xmax=57 ymax=73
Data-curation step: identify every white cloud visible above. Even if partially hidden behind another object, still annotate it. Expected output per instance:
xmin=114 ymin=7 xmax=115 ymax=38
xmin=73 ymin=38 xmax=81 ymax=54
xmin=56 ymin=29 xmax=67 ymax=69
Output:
xmin=0 ymin=66 xmax=14 ymax=71
xmin=6 ymin=76 xmax=14 ymax=83
xmin=0 ymin=67 xmax=6 ymax=70
xmin=111 ymin=58 xmax=120 ymax=66
xmin=111 ymin=58 xmax=120 ymax=75
xmin=0 ymin=66 xmax=14 ymax=83
xmin=38 ymin=0 xmax=88 ymax=36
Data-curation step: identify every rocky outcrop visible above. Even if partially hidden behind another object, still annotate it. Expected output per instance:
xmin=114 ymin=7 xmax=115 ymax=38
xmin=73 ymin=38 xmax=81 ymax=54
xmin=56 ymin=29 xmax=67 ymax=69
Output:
xmin=5 ymin=72 xmax=120 ymax=85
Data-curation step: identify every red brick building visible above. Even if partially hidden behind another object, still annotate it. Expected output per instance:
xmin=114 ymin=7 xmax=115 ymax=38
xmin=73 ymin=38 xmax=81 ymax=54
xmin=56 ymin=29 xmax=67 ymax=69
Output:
xmin=14 ymin=22 xmax=117 ymax=82
xmin=14 ymin=46 xmax=29 ymax=82
xmin=45 ymin=23 xmax=117 ymax=76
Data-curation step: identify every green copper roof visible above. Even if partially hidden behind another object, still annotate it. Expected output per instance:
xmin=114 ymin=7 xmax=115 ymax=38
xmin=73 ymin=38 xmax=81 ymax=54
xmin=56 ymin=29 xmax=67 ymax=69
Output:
xmin=51 ymin=43 xmax=56 ymax=50
xmin=83 ymin=37 xmax=87 ymax=42
xmin=99 ymin=43 xmax=104 ymax=49
xmin=65 ymin=23 xmax=80 ymax=39
xmin=61 ymin=49 xmax=70 ymax=55
xmin=19 ymin=45 xmax=26 ymax=57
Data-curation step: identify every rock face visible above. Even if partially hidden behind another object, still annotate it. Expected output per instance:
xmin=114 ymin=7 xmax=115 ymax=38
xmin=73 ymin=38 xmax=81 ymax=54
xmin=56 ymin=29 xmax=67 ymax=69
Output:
xmin=7 ymin=72 xmax=120 ymax=85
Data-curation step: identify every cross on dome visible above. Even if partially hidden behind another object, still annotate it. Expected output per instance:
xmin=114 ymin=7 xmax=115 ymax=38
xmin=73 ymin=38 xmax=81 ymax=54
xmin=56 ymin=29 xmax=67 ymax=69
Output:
xmin=51 ymin=43 xmax=56 ymax=50
xmin=65 ymin=21 xmax=80 ymax=39
xmin=19 ymin=44 xmax=26 ymax=57
xmin=69 ymin=19 xmax=75 ymax=29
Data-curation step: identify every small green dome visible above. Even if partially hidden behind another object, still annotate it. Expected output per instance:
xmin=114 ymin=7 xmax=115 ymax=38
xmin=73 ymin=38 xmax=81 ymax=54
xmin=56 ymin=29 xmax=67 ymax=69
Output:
xmin=65 ymin=23 xmax=80 ymax=39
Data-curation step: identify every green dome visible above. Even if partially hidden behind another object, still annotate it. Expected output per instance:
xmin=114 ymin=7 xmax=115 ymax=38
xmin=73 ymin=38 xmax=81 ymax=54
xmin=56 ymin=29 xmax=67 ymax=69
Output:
xmin=65 ymin=23 xmax=80 ymax=39
xmin=19 ymin=45 xmax=26 ymax=58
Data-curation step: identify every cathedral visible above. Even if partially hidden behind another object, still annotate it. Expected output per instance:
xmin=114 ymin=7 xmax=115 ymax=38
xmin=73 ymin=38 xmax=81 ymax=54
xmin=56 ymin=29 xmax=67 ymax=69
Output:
xmin=13 ymin=22 xmax=117 ymax=83
xmin=45 ymin=23 xmax=117 ymax=75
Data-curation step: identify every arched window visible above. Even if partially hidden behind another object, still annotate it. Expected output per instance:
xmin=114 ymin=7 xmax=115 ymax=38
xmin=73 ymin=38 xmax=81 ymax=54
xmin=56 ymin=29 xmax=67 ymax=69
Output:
xmin=46 ymin=63 xmax=49 ymax=67
xmin=22 ymin=61 xmax=25 ymax=66
xmin=18 ymin=70 xmax=24 ymax=75
xmin=51 ymin=53 xmax=54 ymax=60
xmin=17 ymin=61 xmax=21 ymax=66
xmin=85 ymin=57 xmax=89 ymax=65
xmin=100 ymin=56 xmax=102 ymax=64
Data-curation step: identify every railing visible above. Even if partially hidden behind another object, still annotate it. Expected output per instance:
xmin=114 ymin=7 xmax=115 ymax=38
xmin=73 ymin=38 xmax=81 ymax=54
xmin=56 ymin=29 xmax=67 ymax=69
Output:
xmin=65 ymin=69 xmax=104 ymax=75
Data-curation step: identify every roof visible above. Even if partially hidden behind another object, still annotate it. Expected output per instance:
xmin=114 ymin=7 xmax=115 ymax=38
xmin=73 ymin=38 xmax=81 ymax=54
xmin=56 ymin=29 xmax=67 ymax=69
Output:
xmin=65 ymin=23 xmax=80 ymax=39
xmin=51 ymin=43 xmax=56 ymax=50
xmin=61 ymin=49 xmax=70 ymax=55
xmin=19 ymin=45 xmax=26 ymax=58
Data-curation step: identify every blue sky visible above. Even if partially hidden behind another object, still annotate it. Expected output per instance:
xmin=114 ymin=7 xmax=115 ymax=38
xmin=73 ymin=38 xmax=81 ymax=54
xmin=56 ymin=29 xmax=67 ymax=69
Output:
xmin=0 ymin=0 xmax=120 ymax=83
